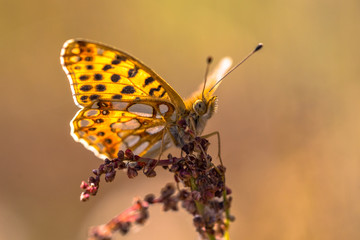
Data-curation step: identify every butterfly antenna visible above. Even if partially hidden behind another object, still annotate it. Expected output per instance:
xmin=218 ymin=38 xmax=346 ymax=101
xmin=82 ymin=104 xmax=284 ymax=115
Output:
xmin=208 ymin=43 xmax=263 ymax=94
xmin=202 ymin=56 xmax=213 ymax=100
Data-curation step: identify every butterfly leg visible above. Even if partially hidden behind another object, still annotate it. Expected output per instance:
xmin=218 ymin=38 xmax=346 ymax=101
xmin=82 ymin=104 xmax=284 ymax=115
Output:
xmin=201 ymin=131 xmax=223 ymax=166
xmin=157 ymin=129 xmax=167 ymax=160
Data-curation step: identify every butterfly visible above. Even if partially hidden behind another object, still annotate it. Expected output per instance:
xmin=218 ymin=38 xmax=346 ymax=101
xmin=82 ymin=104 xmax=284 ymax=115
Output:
xmin=60 ymin=39 xmax=236 ymax=160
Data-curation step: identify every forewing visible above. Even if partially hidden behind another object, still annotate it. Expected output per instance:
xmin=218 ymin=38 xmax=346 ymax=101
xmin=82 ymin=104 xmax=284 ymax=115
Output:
xmin=60 ymin=39 xmax=186 ymax=112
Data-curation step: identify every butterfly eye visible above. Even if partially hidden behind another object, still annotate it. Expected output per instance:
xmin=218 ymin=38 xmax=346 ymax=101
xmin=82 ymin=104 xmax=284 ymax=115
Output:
xmin=193 ymin=100 xmax=207 ymax=115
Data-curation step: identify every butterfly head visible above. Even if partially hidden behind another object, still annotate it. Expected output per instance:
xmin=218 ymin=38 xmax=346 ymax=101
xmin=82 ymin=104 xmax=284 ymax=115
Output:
xmin=189 ymin=43 xmax=264 ymax=125
xmin=193 ymin=95 xmax=218 ymax=117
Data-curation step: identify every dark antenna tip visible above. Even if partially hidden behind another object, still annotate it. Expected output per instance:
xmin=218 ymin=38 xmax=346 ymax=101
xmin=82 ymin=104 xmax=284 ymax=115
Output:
xmin=254 ymin=43 xmax=263 ymax=52
xmin=207 ymin=56 xmax=213 ymax=64
xmin=207 ymin=42 xmax=263 ymax=93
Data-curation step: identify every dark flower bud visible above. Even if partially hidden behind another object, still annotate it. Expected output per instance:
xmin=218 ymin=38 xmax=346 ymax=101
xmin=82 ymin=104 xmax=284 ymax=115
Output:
xmin=182 ymin=200 xmax=197 ymax=214
xmin=160 ymin=184 xmax=175 ymax=198
xmin=118 ymin=161 xmax=126 ymax=169
xmin=98 ymin=164 xmax=105 ymax=174
xmin=178 ymin=190 xmax=190 ymax=200
xmin=226 ymin=187 xmax=232 ymax=195
xmin=191 ymin=191 xmax=201 ymax=201
xmin=177 ymin=119 xmax=187 ymax=128
xmin=144 ymin=194 xmax=155 ymax=204
xmin=118 ymin=222 xmax=131 ymax=235
xmin=135 ymin=209 xmax=149 ymax=224
xmin=88 ymin=176 xmax=96 ymax=184
xmin=215 ymin=190 xmax=223 ymax=198
xmin=228 ymin=215 xmax=236 ymax=221
xmin=163 ymin=198 xmax=178 ymax=211
xmin=144 ymin=169 xmax=157 ymax=178
xmin=203 ymin=190 xmax=215 ymax=201
xmin=182 ymin=142 xmax=194 ymax=154
xmin=127 ymin=167 xmax=138 ymax=178
xmin=117 ymin=150 xmax=125 ymax=160
xmin=193 ymin=215 xmax=204 ymax=228
xmin=105 ymin=171 xmax=116 ymax=182
xmin=92 ymin=169 xmax=98 ymax=175
xmin=170 ymin=164 xmax=180 ymax=172
xmin=179 ymin=169 xmax=191 ymax=180
xmin=125 ymin=149 xmax=134 ymax=159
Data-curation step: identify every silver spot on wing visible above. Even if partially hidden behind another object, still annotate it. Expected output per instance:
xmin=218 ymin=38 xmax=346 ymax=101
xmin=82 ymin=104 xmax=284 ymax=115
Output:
xmin=87 ymin=135 xmax=97 ymax=142
xmin=84 ymin=109 xmax=100 ymax=117
xmin=112 ymin=102 xmax=128 ymax=111
xmin=133 ymin=141 xmax=149 ymax=155
xmin=111 ymin=119 xmax=140 ymax=130
xmin=124 ymin=135 xmax=140 ymax=147
xmin=79 ymin=119 xmax=93 ymax=127
xmin=78 ymin=131 xmax=86 ymax=137
xmin=128 ymin=104 xmax=153 ymax=117
xmin=159 ymin=104 xmax=169 ymax=114
xmin=96 ymin=143 xmax=105 ymax=151
xmin=145 ymin=125 xmax=165 ymax=135
xmin=97 ymin=48 xmax=104 ymax=55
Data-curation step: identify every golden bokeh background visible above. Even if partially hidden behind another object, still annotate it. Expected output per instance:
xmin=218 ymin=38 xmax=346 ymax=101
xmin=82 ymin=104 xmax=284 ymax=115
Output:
xmin=1 ymin=0 xmax=359 ymax=239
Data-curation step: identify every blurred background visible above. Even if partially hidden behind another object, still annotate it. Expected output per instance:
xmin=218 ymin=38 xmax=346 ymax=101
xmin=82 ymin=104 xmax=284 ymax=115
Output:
xmin=1 ymin=0 xmax=359 ymax=239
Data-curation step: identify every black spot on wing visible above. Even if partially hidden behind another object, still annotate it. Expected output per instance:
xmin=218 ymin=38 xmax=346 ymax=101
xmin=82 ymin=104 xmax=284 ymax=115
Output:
xmin=159 ymin=90 xmax=166 ymax=98
xmin=149 ymin=85 xmax=162 ymax=96
xmin=116 ymin=55 xmax=127 ymax=61
xmin=144 ymin=77 xmax=154 ymax=86
xmin=112 ymin=94 xmax=122 ymax=100
xmin=80 ymin=85 xmax=92 ymax=92
xmin=96 ymin=84 xmax=106 ymax=92
xmin=95 ymin=119 xmax=104 ymax=123
xmin=128 ymin=66 xmax=138 ymax=78
xmin=79 ymin=75 xmax=90 ymax=81
xmin=80 ymin=95 xmax=88 ymax=102
xmin=94 ymin=74 xmax=103 ymax=80
xmin=102 ymin=65 xmax=112 ymax=71
xmin=90 ymin=94 xmax=99 ymax=100
xmin=97 ymin=132 xmax=105 ymax=136
xmin=121 ymin=86 xmax=136 ymax=94
xmin=111 ymin=74 xmax=120 ymax=82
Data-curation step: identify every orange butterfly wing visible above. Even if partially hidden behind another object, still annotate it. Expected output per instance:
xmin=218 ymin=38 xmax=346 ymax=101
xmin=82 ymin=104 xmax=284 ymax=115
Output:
xmin=60 ymin=39 xmax=186 ymax=159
